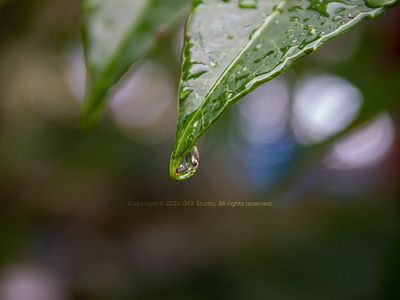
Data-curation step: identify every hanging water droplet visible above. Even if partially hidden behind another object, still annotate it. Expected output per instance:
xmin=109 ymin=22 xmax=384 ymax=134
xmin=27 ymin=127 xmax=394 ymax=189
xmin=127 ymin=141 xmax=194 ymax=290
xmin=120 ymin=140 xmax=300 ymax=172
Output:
xmin=174 ymin=145 xmax=200 ymax=180
xmin=238 ymin=0 xmax=258 ymax=9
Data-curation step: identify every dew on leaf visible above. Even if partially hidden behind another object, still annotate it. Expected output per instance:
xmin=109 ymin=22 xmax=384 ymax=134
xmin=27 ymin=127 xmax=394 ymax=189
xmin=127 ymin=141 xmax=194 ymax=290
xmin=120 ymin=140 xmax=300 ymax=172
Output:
xmin=307 ymin=0 xmax=332 ymax=17
xmin=273 ymin=4 xmax=283 ymax=12
xmin=184 ymin=63 xmax=209 ymax=80
xmin=309 ymin=28 xmax=317 ymax=35
xmin=238 ymin=0 xmax=258 ymax=9
xmin=209 ymin=57 xmax=218 ymax=67
xmin=288 ymin=5 xmax=303 ymax=11
xmin=179 ymin=87 xmax=193 ymax=100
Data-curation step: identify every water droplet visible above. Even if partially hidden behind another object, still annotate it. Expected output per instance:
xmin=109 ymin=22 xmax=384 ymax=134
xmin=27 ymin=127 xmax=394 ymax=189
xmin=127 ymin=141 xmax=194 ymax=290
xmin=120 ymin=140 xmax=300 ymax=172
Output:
xmin=280 ymin=45 xmax=291 ymax=55
xmin=309 ymin=28 xmax=317 ymax=35
xmin=228 ymin=34 xmax=234 ymax=39
xmin=307 ymin=0 xmax=331 ymax=17
xmin=333 ymin=15 xmax=343 ymax=21
xmin=290 ymin=16 xmax=300 ymax=22
xmin=179 ymin=87 xmax=193 ymax=100
xmin=183 ymin=63 xmax=209 ymax=80
xmin=273 ymin=4 xmax=283 ymax=12
xmin=174 ymin=145 xmax=200 ymax=179
xmin=209 ymin=57 xmax=218 ymax=67
xmin=254 ymin=44 xmax=263 ymax=50
xmin=288 ymin=5 xmax=303 ymax=12
xmin=238 ymin=0 xmax=258 ymax=9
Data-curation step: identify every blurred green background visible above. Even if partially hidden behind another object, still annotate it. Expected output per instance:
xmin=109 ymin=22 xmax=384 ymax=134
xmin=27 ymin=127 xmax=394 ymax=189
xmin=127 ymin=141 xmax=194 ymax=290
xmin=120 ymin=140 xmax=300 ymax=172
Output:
xmin=0 ymin=0 xmax=399 ymax=299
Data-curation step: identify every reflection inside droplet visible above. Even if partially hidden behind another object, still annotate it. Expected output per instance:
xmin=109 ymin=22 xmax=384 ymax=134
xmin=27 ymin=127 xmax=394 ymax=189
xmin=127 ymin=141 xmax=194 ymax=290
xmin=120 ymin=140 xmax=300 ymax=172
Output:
xmin=174 ymin=145 xmax=200 ymax=179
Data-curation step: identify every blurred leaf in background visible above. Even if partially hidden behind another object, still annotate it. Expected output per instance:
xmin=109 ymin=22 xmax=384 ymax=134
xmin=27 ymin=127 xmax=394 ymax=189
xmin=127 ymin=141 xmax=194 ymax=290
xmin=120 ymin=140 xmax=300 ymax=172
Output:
xmin=81 ymin=0 xmax=191 ymax=126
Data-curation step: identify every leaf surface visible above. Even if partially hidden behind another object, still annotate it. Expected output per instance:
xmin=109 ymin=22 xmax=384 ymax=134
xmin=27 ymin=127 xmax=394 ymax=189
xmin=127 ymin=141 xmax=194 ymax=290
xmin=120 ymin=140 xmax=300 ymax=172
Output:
xmin=81 ymin=0 xmax=190 ymax=126
xmin=170 ymin=0 xmax=398 ymax=179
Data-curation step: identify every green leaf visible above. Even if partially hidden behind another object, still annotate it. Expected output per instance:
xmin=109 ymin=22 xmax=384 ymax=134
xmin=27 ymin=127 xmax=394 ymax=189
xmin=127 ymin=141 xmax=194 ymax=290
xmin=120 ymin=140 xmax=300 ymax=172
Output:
xmin=81 ymin=0 xmax=190 ymax=127
xmin=170 ymin=0 xmax=399 ymax=180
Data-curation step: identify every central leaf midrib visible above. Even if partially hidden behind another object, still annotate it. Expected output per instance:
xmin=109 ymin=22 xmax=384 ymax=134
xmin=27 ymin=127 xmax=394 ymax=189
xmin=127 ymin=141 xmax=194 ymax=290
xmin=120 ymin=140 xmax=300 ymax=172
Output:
xmin=175 ymin=0 xmax=288 ymax=161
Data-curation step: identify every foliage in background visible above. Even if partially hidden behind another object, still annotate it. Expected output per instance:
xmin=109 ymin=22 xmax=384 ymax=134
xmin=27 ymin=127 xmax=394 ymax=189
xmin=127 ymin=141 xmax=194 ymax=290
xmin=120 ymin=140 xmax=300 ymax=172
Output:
xmin=81 ymin=0 xmax=190 ymax=126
